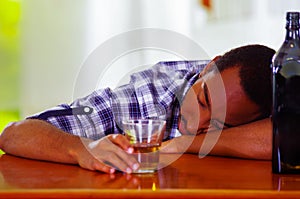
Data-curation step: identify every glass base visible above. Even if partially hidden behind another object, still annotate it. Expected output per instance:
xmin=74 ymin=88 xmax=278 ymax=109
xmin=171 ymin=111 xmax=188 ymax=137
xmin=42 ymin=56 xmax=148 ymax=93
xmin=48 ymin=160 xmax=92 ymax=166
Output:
xmin=132 ymin=169 xmax=157 ymax=174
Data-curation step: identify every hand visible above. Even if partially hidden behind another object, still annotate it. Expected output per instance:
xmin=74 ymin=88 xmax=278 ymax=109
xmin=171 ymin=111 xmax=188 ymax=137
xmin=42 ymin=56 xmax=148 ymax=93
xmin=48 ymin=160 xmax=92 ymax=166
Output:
xmin=73 ymin=134 xmax=140 ymax=174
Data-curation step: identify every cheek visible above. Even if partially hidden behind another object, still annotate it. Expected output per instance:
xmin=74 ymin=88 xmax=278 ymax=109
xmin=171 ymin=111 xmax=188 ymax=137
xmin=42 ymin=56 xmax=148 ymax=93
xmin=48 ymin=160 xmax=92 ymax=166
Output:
xmin=180 ymin=90 xmax=201 ymax=126
xmin=180 ymin=89 xmax=198 ymax=115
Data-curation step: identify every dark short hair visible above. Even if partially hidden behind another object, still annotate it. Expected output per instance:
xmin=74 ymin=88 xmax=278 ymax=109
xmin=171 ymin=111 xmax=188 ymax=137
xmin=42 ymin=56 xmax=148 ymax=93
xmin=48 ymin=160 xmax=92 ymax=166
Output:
xmin=213 ymin=44 xmax=275 ymax=119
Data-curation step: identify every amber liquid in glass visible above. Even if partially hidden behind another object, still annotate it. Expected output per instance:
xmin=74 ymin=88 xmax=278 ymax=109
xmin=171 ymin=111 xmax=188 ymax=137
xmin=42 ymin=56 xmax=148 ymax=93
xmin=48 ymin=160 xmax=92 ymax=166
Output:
xmin=132 ymin=144 xmax=160 ymax=173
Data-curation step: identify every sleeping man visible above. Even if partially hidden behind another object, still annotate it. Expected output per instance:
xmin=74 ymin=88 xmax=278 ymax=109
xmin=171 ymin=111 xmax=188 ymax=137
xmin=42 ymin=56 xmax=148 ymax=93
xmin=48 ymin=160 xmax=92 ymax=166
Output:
xmin=0 ymin=44 xmax=275 ymax=173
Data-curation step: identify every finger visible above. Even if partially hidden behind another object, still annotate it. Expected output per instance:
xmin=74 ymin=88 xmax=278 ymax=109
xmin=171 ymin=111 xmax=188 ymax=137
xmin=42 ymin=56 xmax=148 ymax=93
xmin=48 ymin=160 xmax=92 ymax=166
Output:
xmin=113 ymin=146 xmax=140 ymax=172
xmin=78 ymin=158 xmax=116 ymax=174
xmin=108 ymin=134 xmax=133 ymax=153
xmin=88 ymin=136 xmax=139 ymax=173
xmin=103 ymin=151 xmax=136 ymax=173
xmin=108 ymin=134 xmax=140 ymax=173
xmin=92 ymin=162 xmax=116 ymax=174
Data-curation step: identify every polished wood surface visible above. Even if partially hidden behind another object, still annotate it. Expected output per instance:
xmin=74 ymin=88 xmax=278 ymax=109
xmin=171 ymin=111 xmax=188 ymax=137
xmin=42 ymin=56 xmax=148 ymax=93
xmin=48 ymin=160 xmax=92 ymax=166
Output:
xmin=0 ymin=153 xmax=300 ymax=198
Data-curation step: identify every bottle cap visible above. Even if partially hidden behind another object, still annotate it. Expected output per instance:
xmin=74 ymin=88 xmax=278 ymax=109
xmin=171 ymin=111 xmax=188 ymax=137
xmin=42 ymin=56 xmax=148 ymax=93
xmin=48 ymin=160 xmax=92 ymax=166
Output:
xmin=286 ymin=12 xmax=300 ymax=29
xmin=286 ymin=12 xmax=300 ymax=20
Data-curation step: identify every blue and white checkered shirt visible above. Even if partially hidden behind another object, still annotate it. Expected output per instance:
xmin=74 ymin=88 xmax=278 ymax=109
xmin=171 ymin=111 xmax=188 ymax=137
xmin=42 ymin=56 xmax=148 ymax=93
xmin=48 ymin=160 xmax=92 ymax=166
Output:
xmin=28 ymin=60 xmax=209 ymax=140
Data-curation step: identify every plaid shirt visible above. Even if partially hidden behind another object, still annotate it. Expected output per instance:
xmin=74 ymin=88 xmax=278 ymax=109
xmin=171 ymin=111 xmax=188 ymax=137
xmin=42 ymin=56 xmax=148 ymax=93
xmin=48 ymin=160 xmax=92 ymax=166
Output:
xmin=28 ymin=60 xmax=209 ymax=140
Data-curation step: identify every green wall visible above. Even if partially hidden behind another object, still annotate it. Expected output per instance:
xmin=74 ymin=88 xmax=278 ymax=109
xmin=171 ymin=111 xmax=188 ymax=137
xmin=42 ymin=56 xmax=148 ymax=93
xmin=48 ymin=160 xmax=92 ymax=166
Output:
xmin=0 ymin=0 xmax=21 ymax=154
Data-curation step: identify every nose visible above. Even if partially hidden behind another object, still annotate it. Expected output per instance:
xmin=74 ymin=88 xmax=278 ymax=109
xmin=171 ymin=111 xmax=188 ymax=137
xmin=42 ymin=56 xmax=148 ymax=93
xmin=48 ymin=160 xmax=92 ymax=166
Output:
xmin=185 ymin=107 xmax=211 ymax=134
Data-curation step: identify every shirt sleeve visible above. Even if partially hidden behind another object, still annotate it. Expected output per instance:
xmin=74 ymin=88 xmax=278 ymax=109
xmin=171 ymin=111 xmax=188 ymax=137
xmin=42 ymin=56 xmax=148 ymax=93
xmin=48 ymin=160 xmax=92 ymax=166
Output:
xmin=27 ymin=88 xmax=116 ymax=140
xmin=26 ymin=60 xmax=210 ymax=140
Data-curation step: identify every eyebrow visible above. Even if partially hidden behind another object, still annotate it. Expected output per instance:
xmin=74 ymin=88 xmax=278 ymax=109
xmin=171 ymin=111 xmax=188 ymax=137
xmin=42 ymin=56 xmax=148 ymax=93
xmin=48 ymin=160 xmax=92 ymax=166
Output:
xmin=203 ymin=83 xmax=211 ymax=111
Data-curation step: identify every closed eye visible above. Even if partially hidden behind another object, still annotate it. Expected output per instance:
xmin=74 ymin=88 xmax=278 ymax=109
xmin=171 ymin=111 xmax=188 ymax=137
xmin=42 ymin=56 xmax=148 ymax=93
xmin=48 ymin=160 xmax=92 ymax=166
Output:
xmin=203 ymin=83 xmax=211 ymax=111
xmin=197 ymin=95 xmax=206 ymax=108
xmin=211 ymin=119 xmax=235 ymax=130
xmin=197 ymin=82 xmax=211 ymax=109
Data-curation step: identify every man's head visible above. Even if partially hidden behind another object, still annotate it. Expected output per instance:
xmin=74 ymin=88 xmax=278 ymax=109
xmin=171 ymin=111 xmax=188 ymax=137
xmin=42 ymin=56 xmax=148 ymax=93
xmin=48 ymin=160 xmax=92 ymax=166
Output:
xmin=178 ymin=44 xmax=275 ymax=135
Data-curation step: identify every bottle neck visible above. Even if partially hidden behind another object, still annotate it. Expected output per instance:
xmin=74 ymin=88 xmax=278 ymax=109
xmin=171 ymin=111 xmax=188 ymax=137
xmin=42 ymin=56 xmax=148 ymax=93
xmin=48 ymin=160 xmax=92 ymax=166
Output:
xmin=285 ymin=18 xmax=300 ymax=40
xmin=285 ymin=28 xmax=300 ymax=40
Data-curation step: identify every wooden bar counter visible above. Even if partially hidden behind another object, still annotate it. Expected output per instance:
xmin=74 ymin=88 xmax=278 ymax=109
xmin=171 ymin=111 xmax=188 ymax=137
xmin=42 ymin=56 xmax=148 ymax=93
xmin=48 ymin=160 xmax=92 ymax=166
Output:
xmin=0 ymin=153 xmax=300 ymax=198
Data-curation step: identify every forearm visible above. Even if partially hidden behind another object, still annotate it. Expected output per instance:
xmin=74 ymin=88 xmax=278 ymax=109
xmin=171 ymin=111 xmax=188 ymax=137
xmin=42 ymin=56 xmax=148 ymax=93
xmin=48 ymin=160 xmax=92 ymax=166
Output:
xmin=0 ymin=119 xmax=140 ymax=173
xmin=187 ymin=118 xmax=272 ymax=160
xmin=0 ymin=119 xmax=89 ymax=164
xmin=162 ymin=118 xmax=272 ymax=160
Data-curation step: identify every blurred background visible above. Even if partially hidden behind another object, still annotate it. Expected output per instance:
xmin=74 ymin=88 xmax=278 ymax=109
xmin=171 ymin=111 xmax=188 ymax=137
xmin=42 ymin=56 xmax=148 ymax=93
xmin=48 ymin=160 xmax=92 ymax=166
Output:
xmin=1 ymin=0 xmax=300 ymax=136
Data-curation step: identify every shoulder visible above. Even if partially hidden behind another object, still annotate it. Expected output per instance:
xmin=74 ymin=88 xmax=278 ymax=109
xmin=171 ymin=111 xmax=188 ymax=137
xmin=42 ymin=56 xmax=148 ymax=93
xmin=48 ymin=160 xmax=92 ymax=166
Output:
xmin=154 ymin=60 xmax=210 ymax=72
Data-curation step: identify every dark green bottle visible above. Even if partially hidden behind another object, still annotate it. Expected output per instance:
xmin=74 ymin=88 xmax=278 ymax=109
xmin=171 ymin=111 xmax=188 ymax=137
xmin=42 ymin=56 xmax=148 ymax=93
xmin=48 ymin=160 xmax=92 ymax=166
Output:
xmin=272 ymin=12 xmax=300 ymax=174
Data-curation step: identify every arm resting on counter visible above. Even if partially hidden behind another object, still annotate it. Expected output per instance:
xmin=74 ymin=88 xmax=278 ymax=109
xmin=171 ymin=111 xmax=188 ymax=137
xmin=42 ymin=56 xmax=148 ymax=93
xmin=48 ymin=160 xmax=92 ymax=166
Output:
xmin=0 ymin=119 xmax=83 ymax=164
xmin=162 ymin=118 xmax=272 ymax=160
xmin=0 ymin=119 xmax=138 ymax=173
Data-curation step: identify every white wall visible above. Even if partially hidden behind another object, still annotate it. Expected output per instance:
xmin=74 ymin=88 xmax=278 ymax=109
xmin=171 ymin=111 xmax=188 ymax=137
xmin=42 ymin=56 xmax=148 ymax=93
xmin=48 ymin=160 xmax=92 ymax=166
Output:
xmin=20 ymin=0 xmax=300 ymax=117
xmin=20 ymin=0 xmax=89 ymax=116
xmin=192 ymin=0 xmax=298 ymax=56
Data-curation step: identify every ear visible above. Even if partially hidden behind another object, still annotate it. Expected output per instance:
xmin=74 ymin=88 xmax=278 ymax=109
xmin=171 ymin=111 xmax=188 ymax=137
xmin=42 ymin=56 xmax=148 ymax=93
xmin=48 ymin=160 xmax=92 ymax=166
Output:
xmin=199 ymin=56 xmax=221 ymax=78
